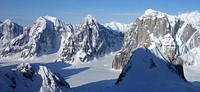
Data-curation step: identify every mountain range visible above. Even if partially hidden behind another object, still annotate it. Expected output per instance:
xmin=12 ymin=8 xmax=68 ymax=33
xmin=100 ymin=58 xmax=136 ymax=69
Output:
xmin=0 ymin=9 xmax=200 ymax=92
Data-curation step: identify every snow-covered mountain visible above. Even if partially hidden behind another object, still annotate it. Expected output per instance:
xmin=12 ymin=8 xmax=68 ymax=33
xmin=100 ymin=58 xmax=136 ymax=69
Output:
xmin=112 ymin=9 xmax=200 ymax=70
xmin=0 ymin=16 xmax=73 ymax=58
xmin=57 ymin=15 xmax=123 ymax=63
xmin=0 ymin=15 xmax=123 ymax=63
xmin=116 ymin=47 xmax=186 ymax=84
xmin=1 ymin=9 xmax=200 ymax=92
xmin=104 ymin=21 xmax=133 ymax=32
xmin=0 ymin=63 xmax=70 ymax=92
xmin=0 ymin=19 xmax=23 ymax=51
xmin=111 ymin=47 xmax=200 ymax=92
xmin=0 ymin=19 xmax=23 ymax=42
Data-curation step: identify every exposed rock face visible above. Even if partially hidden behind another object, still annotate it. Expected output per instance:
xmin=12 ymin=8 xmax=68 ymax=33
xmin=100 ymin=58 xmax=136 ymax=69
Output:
xmin=15 ymin=63 xmax=35 ymax=80
xmin=0 ymin=16 xmax=74 ymax=58
xmin=0 ymin=19 xmax=23 ymax=53
xmin=1 ymin=63 xmax=70 ymax=92
xmin=0 ymin=19 xmax=23 ymax=43
xmin=57 ymin=15 xmax=123 ymax=63
xmin=115 ymin=47 xmax=187 ymax=85
xmin=0 ymin=15 xmax=122 ymax=63
xmin=112 ymin=9 xmax=199 ymax=70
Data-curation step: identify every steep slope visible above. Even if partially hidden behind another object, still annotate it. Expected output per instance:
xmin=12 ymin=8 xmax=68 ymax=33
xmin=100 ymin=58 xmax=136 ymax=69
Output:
xmin=0 ymin=19 xmax=23 ymax=51
xmin=104 ymin=21 xmax=133 ymax=32
xmin=57 ymin=15 xmax=123 ymax=63
xmin=115 ymin=47 xmax=186 ymax=85
xmin=0 ymin=16 xmax=74 ymax=58
xmin=111 ymin=47 xmax=200 ymax=92
xmin=0 ymin=19 xmax=23 ymax=42
xmin=0 ymin=63 xmax=70 ymax=92
xmin=38 ymin=66 xmax=70 ymax=92
xmin=112 ymin=9 xmax=199 ymax=70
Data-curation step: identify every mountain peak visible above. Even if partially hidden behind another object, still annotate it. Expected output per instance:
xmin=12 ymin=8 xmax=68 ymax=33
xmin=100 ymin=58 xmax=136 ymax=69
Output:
xmin=104 ymin=21 xmax=133 ymax=32
xmin=36 ymin=16 xmax=59 ymax=24
xmin=43 ymin=15 xmax=59 ymax=23
xmin=139 ymin=9 xmax=167 ymax=19
xmin=4 ymin=19 xmax=13 ymax=24
xmin=178 ymin=11 xmax=200 ymax=29
xmin=34 ymin=15 xmax=63 ymax=31
xmin=82 ymin=14 xmax=98 ymax=25
xmin=86 ymin=14 xmax=93 ymax=19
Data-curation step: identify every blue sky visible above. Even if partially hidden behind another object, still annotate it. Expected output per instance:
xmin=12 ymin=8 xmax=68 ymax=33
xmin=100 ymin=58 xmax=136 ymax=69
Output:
xmin=0 ymin=0 xmax=200 ymax=26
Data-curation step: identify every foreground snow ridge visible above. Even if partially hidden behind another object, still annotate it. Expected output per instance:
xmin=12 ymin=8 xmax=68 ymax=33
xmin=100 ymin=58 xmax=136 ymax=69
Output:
xmin=0 ymin=63 xmax=70 ymax=92
xmin=39 ymin=66 xmax=70 ymax=92
xmin=113 ymin=47 xmax=199 ymax=92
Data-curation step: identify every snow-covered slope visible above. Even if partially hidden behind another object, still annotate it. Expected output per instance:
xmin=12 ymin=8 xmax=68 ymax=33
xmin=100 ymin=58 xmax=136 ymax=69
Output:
xmin=116 ymin=47 xmax=186 ymax=85
xmin=57 ymin=15 xmax=123 ymax=63
xmin=0 ymin=51 xmax=121 ymax=92
xmin=178 ymin=11 xmax=200 ymax=30
xmin=0 ymin=63 xmax=70 ymax=92
xmin=104 ymin=21 xmax=132 ymax=32
xmin=108 ymin=47 xmax=200 ymax=92
xmin=38 ymin=66 xmax=70 ymax=92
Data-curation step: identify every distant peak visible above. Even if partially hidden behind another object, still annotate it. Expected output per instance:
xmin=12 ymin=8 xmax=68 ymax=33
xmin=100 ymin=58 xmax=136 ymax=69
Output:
xmin=86 ymin=14 xmax=93 ymax=19
xmin=36 ymin=16 xmax=59 ymax=24
xmin=178 ymin=11 xmax=200 ymax=18
xmin=35 ymin=15 xmax=62 ymax=27
xmin=43 ymin=15 xmax=58 ymax=21
xmin=144 ymin=9 xmax=157 ymax=13
xmin=139 ymin=9 xmax=167 ymax=19
xmin=82 ymin=14 xmax=98 ymax=24
xmin=4 ymin=19 xmax=13 ymax=24
xmin=178 ymin=11 xmax=200 ymax=29
xmin=84 ymin=14 xmax=96 ymax=20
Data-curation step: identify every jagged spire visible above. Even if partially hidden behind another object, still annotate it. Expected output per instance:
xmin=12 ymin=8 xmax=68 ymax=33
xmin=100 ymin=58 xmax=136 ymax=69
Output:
xmin=82 ymin=14 xmax=98 ymax=25
xmin=3 ymin=19 xmax=13 ymax=25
